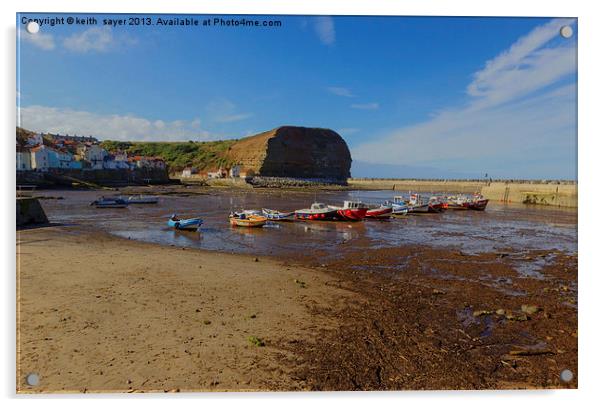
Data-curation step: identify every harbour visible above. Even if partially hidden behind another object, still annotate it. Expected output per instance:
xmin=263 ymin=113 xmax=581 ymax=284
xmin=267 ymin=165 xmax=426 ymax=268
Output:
xmin=17 ymin=187 xmax=578 ymax=391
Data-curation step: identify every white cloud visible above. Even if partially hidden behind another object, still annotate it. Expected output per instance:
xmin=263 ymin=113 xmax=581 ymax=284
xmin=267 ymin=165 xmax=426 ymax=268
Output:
xmin=206 ymin=99 xmax=253 ymax=123
xmin=63 ymin=27 xmax=136 ymax=53
xmin=327 ymin=86 xmax=354 ymax=97
xmin=18 ymin=105 xmax=212 ymax=142
xmin=351 ymin=102 xmax=379 ymax=110
xmin=20 ymin=29 xmax=55 ymax=50
xmin=352 ymin=18 xmax=577 ymax=178
xmin=313 ymin=17 xmax=335 ymax=45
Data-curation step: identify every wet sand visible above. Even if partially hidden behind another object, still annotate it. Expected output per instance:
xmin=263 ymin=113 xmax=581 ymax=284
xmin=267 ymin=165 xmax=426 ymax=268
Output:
xmin=16 ymin=226 xmax=352 ymax=393
xmin=287 ymin=245 xmax=577 ymax=390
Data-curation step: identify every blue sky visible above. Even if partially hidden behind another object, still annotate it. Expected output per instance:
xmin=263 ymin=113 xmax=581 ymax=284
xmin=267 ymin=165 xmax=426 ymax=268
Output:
xmin=17 ymin=14 xmax=577 ymax=179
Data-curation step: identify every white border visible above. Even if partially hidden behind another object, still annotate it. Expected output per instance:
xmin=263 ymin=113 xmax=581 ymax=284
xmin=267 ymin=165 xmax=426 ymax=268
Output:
xmin=3 ymin=0 xmax=600 ymax=406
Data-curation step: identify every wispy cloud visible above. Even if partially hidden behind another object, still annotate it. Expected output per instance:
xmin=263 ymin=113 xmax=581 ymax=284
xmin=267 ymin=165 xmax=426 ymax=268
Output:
xmin=18 ymin=105 xmax=212 ymax=141
xmin=215 ymin=113 xmax=253 ymax=123
xmin=63 ymin=27 xmax=137 ymax=53
xmin=207 ymin=99 xmax=253 ymax=123
xmin=20 ymin=29 xmax=55 ymax=50
xmin=352 ymin=18 xmax=577 ymax=179
xmin=327 ymin=86 xmax=354 ymax=97
xmin=313 ymin=16 xmax=335 ymax=45
xmin=351 ymin=102 xmax=379 ymax=110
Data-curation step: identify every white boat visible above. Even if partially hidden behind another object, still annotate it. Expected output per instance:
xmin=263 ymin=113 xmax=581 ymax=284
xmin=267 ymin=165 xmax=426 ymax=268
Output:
xmin=262 ymin=208 xmax=295 ymax=221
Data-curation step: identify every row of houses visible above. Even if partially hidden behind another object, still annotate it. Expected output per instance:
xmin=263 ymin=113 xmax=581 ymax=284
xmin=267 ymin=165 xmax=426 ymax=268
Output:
xmin=181 ymin=165 xmax=255 ymax=179
xmin=16 ymin=133 xmax=166 ymax=172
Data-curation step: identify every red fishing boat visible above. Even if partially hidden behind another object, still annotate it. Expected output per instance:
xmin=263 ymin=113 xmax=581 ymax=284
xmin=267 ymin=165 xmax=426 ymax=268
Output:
xmin=365 ymin=204 xmax=393 ymax=219
xmin=329 ymin=201 xmax=369 ymax=221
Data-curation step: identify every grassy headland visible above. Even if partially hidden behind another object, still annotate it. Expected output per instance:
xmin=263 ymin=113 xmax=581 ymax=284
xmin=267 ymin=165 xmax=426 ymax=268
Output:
xmin=100 ymin=139 xmax=238 ymax=172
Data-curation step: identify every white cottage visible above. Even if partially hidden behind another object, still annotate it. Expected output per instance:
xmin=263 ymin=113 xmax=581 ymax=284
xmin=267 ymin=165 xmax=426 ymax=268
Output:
xmin=16 ymin=147 xmax=31 ymax=171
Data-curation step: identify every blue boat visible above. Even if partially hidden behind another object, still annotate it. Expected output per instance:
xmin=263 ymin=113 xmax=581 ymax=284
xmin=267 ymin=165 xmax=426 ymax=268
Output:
xmin=167 ymin=214 xmax=203 ymax=231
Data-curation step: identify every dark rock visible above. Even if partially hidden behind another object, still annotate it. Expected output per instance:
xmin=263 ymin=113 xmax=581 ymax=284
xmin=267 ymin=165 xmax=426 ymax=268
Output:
xmin=226 ymin=126 xmax=351 ymax=182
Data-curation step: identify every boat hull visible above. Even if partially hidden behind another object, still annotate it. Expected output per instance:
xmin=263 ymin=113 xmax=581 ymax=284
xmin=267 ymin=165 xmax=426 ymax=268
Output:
xmin=469 ymin=199 xmax=489 ymax=211
xmin=365 ymin=206 xmax=392 ymax=219
xmin=167 ymin=218 xmax=202 ymax=230
xmin=229 ymin=216 xmax=267 ymax=227
xmin=262 ymin=209 xmax=295 ymax=221
xmin=91 ymin=198 xmax=129 ymax=208
xmin=128 ymin=198 xmax=158 ymax=204
xmin=407 ymin=204 xmax=430 ymax=214
xmin=428 ymin=202 xmax=446 ymax=213
xmin=446 ymin=202 xmax=470 ymax=210
xmin=334 ymin=208 xmax=368 ymax=221
xmin=294 ymin=210 xmax=338 ymax=221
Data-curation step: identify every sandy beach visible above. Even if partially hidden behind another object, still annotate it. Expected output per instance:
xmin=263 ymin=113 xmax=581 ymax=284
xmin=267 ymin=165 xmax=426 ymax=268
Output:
xmin=16 ymin=226 xmax=352 ymax=392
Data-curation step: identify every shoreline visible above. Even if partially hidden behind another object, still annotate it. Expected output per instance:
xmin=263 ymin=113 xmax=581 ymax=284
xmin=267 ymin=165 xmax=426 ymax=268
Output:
xmin=17 ymin=222 xmax=577 ymax=392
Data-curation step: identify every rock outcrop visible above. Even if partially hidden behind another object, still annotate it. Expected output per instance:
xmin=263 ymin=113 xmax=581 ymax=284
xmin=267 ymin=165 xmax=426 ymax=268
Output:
xmin=226 ymin=126 xmax=351 ymax=182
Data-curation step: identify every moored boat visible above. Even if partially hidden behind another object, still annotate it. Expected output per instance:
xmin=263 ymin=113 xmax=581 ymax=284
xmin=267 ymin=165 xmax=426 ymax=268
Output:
xmin=468 ymin=194 xmax=489 ymax=211
xmin=262 ymin=208 xmax=295 ymax=221
xmin=167 ymin=214 xmax=203 ymax=230
xmin=445 ymin=195 xmax=471 ymax=210
xmin=329 ymin=200 xmax=368 ymax=221
xmin=229 ymin=212 xmax=267 ymax=227
xmin=127 ymin=195 xmax=159 ymax=204
xmin=90 ymin=197 xmax=129 ymax=208
xmin=406 ymin=194 xmax=431 ymax=214
xmin=428 ymin=196 xmax=447 ymax=213
xmin=295 ymin=202 xmax=338 ymax=221
xmin=365 ymin=204 xmax=393 ymax=219
xmin=387 ymin=196 xmax=410 ymax=215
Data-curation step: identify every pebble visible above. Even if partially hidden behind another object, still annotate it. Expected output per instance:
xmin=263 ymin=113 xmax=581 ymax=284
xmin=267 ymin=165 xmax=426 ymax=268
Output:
xmin=521 ymin=304 xmax=541 ymax=315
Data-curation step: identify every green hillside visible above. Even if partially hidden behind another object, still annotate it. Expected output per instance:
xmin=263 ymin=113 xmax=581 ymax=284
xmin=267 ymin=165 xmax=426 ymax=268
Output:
xmin=100 ymin=139 xmax=238 ymax=172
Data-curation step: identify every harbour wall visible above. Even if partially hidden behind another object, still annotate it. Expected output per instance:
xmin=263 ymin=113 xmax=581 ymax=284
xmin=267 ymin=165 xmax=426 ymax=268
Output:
xmin=16 ymin=168 xmax=171 ymax=188
xmin=348 ymin=179 xmax=578 ymax=208
xmin=16 ymin=197 xmax=49 ymax=227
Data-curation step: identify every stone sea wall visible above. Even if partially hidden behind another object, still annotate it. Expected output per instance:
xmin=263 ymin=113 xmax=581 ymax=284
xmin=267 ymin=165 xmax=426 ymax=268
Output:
xmin=16 ymin=197 xmax=49 ymax=227
xmin=16 ymin=168 xmax=171 ymax=188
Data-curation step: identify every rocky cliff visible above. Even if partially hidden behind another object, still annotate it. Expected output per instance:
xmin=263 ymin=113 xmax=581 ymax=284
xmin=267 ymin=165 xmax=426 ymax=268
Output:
xmin=226 ymin=126 xmax=351 ymax=181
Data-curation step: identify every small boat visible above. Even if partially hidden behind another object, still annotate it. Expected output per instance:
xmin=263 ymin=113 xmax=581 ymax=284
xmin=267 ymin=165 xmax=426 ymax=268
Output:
xmin=90 ymin=197 xmax=129 ymax=208
xmin=405 ymin=194 xmax=430 ymax=214
xmin=127 ymin=195 xmax=159 ymax=204
xmin=295 ymin=202 xmax=339 ymax=221
xmin=365 ymin=204 xmax=393 ymax=219
xmin=468 ymin=194 xmax=489 ymax=211
xmin=229 ymin=212 xmax=267 ymax=227
xmin=231 ymin=209 xmax=262 ymax=217
xmin=329 ymin=200 xmax=369 ymax=221
xmin=167 ymin=214 xmax=203 ymax=230
xmin=387 ymin=196 xmax=410 ymax=215
xmin=428 ymin=196 xmax=447 ymax=213
xmin=262 ymin=208 xmax=295 ymax=221
xmin=445 ymin=195 xmax=471 ymax=210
